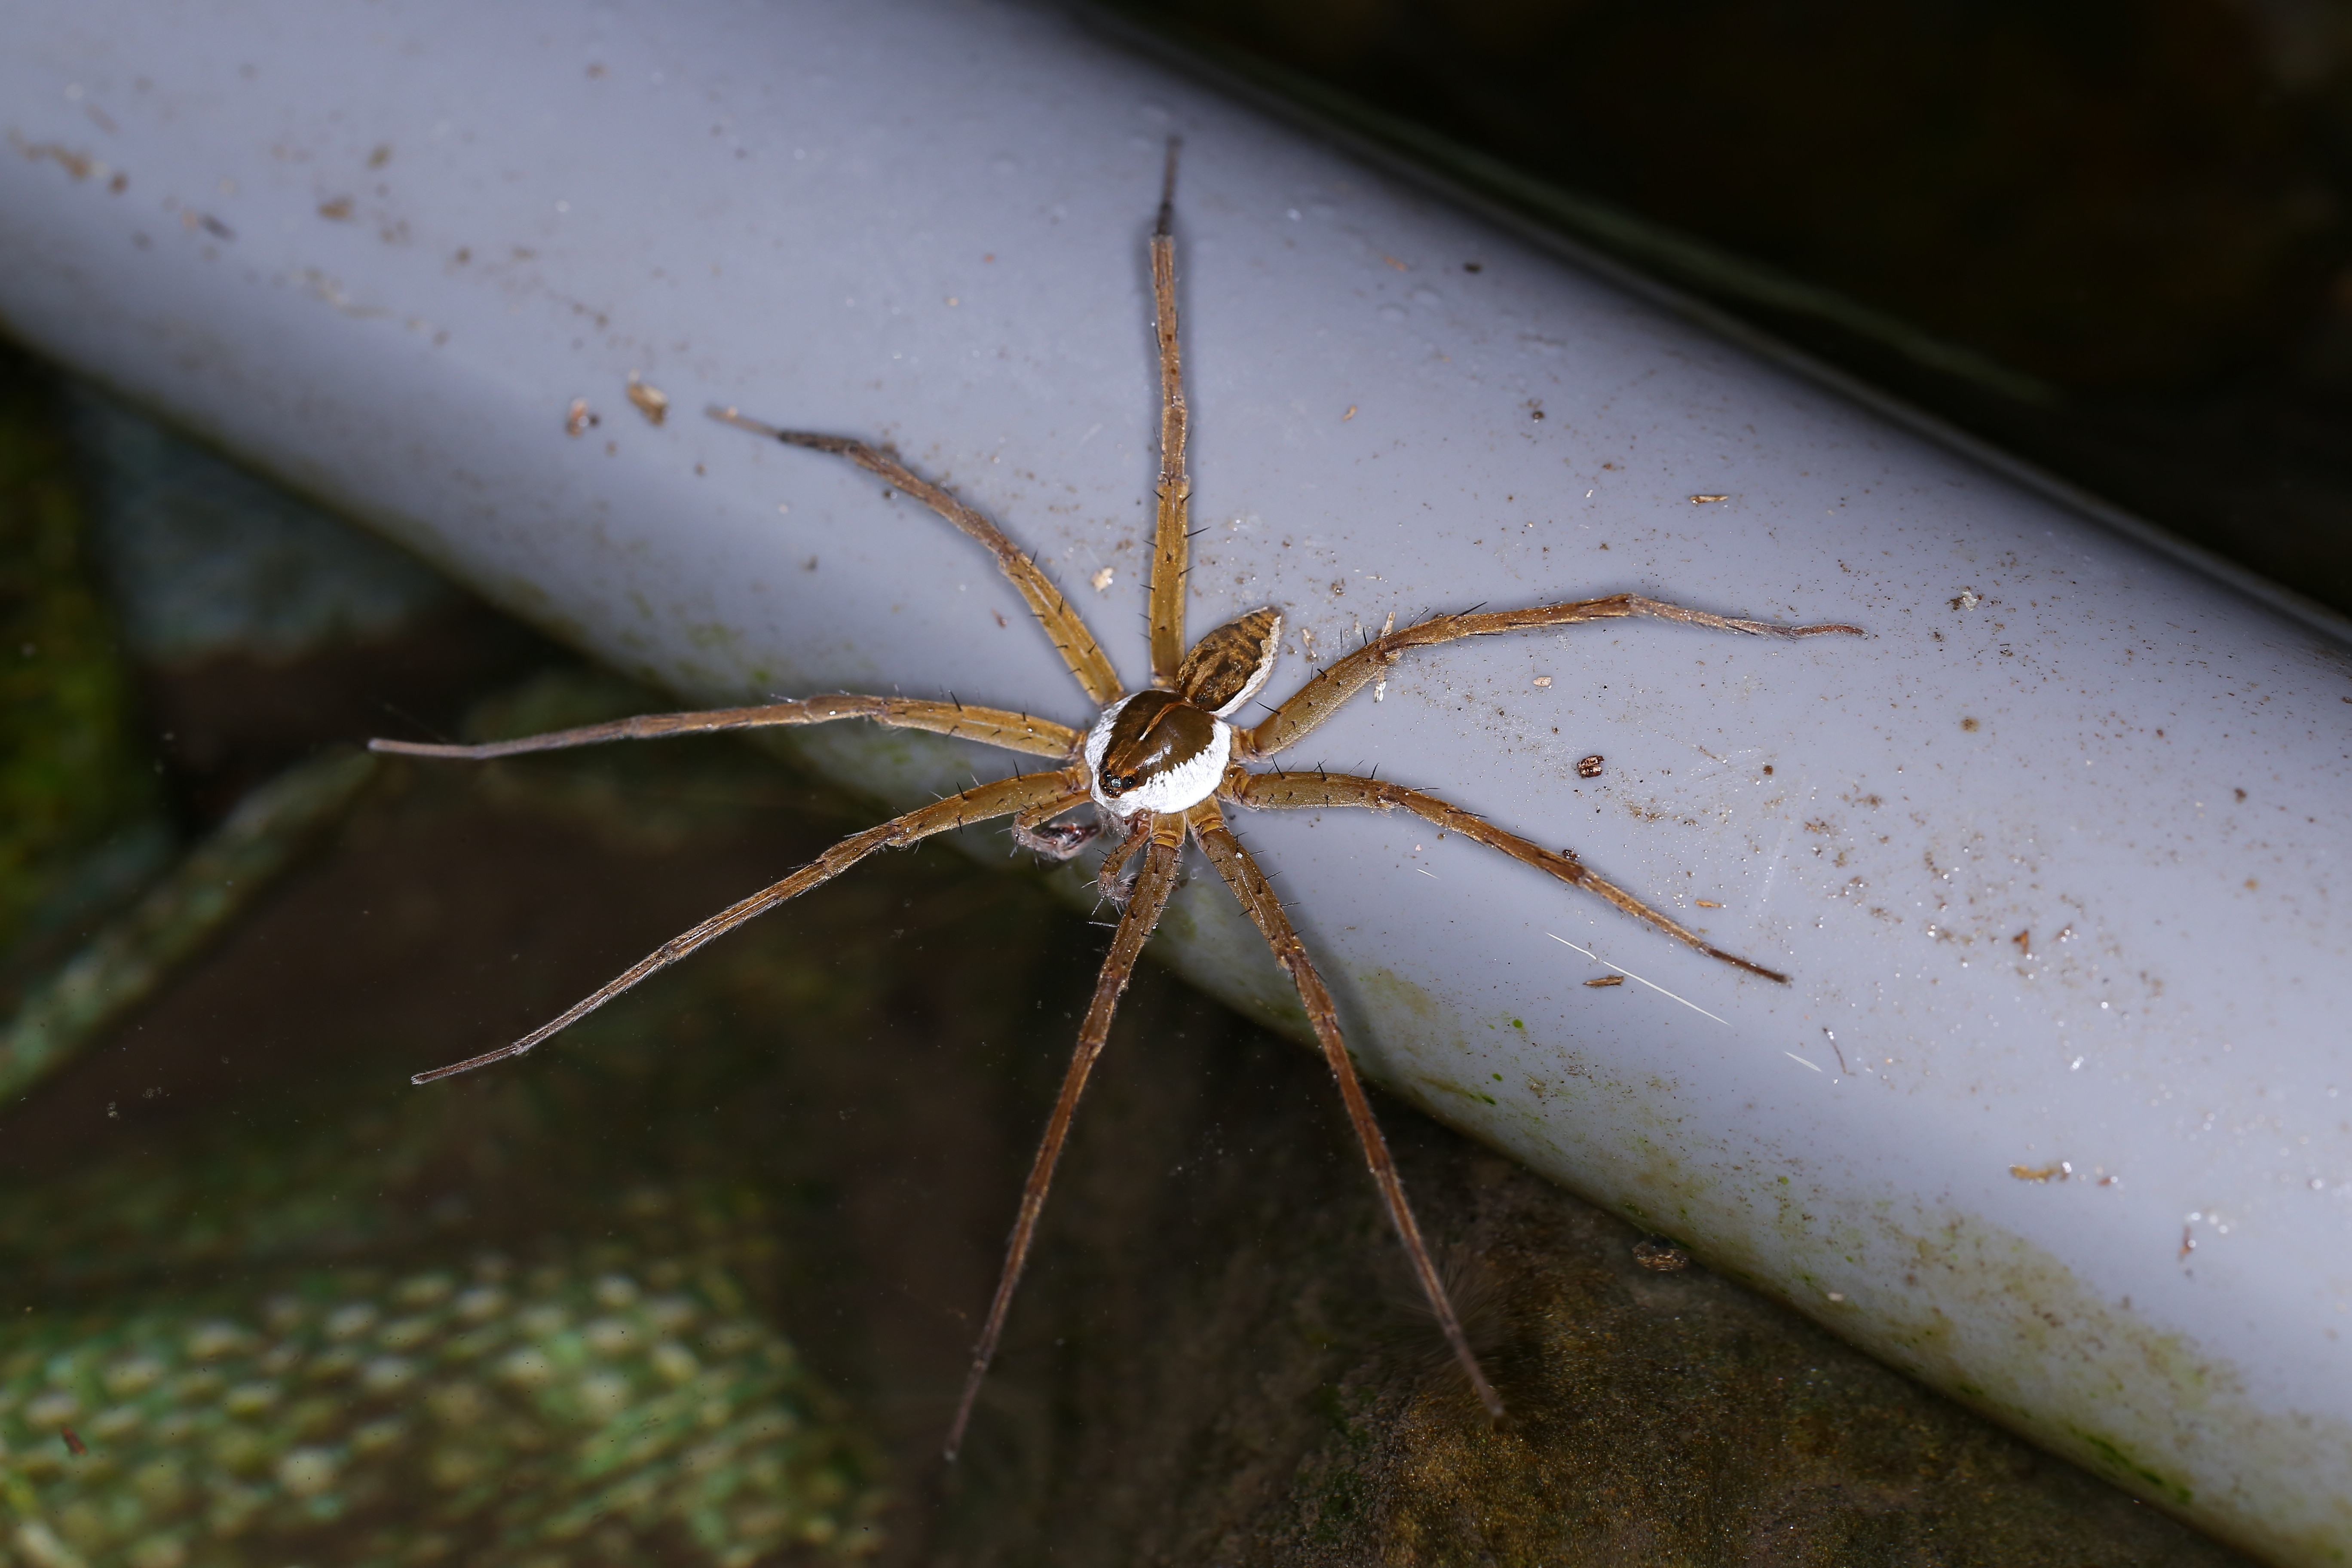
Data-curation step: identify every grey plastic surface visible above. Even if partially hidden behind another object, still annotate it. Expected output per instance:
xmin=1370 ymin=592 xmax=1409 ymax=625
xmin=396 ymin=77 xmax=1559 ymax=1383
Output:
xmin=3 ymin=0 xmax=2349 ymax=1556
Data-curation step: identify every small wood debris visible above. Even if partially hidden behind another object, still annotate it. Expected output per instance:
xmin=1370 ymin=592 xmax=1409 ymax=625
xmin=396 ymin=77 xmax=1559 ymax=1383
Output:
xmin=60 ymin=1426 xmax=86 ymax=1457
xmin=1090 ymin=567 xmax=1115 ymax=592
xmin=625 ymin=371 xmax=669 ymax=426
xmin=2009 ymin=1161 xmax=2072 ymax=1182
xmin=1690 ymin=494 xmax=1727 ymax=503
xmin=1577 ymin=754 xmax=1604 ymax=778
xmin=1584 ymin=974 xmax=1623 ymax=988
xmin=1532 ymin=675 xmax=1553 ymax=688
xmin=564 ymin=398 xmax=598 ymax=437
xmin=1343 ymin=404 xmax=1357 ymax=421
xmin=1695 ymin=899 xmax=1722 ymax=908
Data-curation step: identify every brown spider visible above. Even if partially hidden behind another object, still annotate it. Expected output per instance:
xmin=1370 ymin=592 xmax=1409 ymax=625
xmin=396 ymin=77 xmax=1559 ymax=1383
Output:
xmin=372 ymin=141 xmax=1862 ymax=1458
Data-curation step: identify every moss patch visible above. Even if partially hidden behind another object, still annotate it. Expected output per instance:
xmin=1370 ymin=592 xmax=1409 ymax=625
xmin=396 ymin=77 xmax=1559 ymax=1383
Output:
xmin=0 ymin=346 xmax=157 ymax=956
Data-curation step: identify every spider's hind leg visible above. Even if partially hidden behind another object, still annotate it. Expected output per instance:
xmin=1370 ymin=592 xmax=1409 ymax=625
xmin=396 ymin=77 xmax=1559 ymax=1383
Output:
xmin=946 ymin=812 xmax=1188 ymax=1461
xmin=1185 ymin=799 xmax=1505 ymax=1422
xmin=1228 ymin=767 xmax=1789 ymax=982
xmin=408 ymin=770 xmax=1084 ymax=1086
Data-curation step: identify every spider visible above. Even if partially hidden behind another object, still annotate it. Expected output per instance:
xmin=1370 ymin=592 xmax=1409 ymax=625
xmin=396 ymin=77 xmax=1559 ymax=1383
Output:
xmin=372 ymin=140 xmax=1862 ymax=1459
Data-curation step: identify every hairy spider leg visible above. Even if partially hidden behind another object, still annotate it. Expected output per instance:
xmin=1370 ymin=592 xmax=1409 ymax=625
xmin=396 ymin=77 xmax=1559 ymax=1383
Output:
xmin=1227 ymin=768 xmax=1788 ymax=982
xmin=1093 ymin=811 xmax=1156 ymax=903
xmin=1186 ymin=799 xmax=1506 ymax=1421
xmin=946 ymin=812 xmax=1188 ymax=1460
xmin=1250 ymin=592 xmax=1864 ymax=756
xmin=1147 ymin=135 xmax=1192 ymax=687
xmin=408 ymin=771 xmax=1085 ymax=1086
xmin=705 ymin=407 xmax=1123 ymax=708
xmin=371 ymin=693 xmax=1078 ymax=762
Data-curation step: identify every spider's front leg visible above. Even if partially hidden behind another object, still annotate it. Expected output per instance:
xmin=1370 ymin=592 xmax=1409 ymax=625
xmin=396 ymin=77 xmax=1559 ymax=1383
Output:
xmin=705 ymin=406 xmax=1125 ymax=710
xmin=371 ymin=692 xmax=1080 ymax=761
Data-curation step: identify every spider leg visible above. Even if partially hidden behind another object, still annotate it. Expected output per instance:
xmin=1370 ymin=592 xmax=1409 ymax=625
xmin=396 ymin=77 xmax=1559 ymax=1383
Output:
xmin=1249 ymin=593 xmax=1864 ymax=756
xmin=1146 ymin=136 xmax=1191 ymax=687
xmin=946 ymin=811 xmax=1186 ymax=1461
xmin=1185 ymin=799 xmax=1504 ymax=1422
xmin=410 ymin=771 xmax=1084 ymax=1086
xmin=371 ymin=693 xmax=1078 ymax=762
xmin=1094 ymin=811 xmax=1154 ymax=905
xmin=1227 ymin=767 xmax=1788 ymax=982
xmin=706 ymin=407 xmax=1123 ymax=707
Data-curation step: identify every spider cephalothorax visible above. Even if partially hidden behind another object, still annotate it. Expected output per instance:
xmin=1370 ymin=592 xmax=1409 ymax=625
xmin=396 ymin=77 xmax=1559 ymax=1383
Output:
xmin=1086 ymin=608 xmax=1279 ymax=817
xmin=372 ymin=140 xmax=1861 ymax=1458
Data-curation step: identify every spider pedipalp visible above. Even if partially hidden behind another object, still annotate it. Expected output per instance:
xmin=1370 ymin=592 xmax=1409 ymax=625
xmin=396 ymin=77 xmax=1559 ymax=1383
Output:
xmin=1008 ymin=815 xmax=1099 ymax=862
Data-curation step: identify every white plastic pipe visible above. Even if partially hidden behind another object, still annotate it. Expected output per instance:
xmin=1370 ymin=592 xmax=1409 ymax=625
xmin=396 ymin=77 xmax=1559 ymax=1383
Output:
xmin=3 ymin=1 xmax=2348 ymax=1556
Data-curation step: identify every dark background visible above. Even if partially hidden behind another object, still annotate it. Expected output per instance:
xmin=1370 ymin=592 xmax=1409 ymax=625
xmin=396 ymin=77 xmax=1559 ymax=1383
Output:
xmin=1112 ymin=0 xmax=2352 ymax=619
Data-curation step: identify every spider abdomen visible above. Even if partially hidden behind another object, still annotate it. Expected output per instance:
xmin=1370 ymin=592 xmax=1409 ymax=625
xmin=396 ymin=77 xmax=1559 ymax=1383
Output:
xmin=1174 ymin=607 xmax=1282 ymax=717
xmin=1086 ymin=689 xmax=1231 ymax=816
